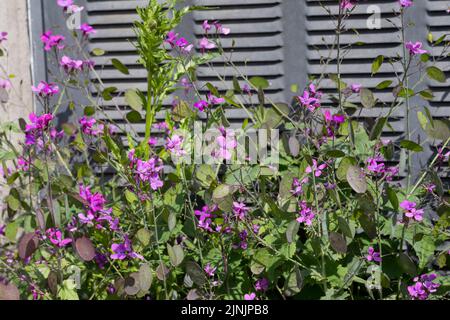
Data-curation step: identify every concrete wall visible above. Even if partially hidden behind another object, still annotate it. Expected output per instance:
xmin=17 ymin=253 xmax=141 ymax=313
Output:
xmin=0 ymin=0 xmax=33 ymax=126
xmin=0 ymin=0 xmax=33 ymax=216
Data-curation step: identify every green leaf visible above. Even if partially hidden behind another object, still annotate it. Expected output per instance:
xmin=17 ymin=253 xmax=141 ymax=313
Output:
xmin=386 ymin=186 xmax=399 ymax=210
xmin=425 ymin=119 xmax=450 ymax=140
xmin=195 ymin=164 xmax=216 ymax=188
xmin=125 ymin=89 xmax=143 ymax=112
xmin=369 ymin=117 xmax=387 ymax=140
xmin=326 ymin=149 xmax=345 ymax=158
xmin=413 ymin=235 xmax=436 ymax=270
xmin=58 ymin=279 xmax=79 ymax=300
xmin=398 ymin=253 xmax=417 ymax=276
xmin=426 ymin=66 xmax=446 ymax=83
xmin=338 ymin=217 xmax=355 ymax=239
xmin=346 ymin=165 xmax=368 ymax=194
xmin=83 ymin=106 xmax=95 ymax=116
xmin=5 ymin=222 xmax=18 ymax=242
xmin=419 ymin=89 xmax=434 ymax=100
xmin=167 ymin=244 xmax=185 ymax=267
xmin=102 ymin=87 xmax=117 ymax=101
xmin=360 ymin=88 xmax=376 ymax=108
xmin=249 ymin=76 xmax=270 ymax=89
xmin=371 ymin=55 xmax=384 ymax=74
xmin=185 ymin=261 xmax=206 ymax=286
xmin=138 ymin=264 xmax=153 ymax=293
xmin=126 ymin=111 xmax=142 ymax=123
xmin=375 ymin=80 xmax=392 ymax=90
xmin=111 ymin=58 xmax=129 ymax=75
xmin=329 ymin=232 xmax=347 ymax=254
xmin=400 ymin=140 xmax=423 ymax=152
xmin=286 ymin=220 xmax=299 ymax=244
xmin=91 ymin=48 xmax=105 ymax=56
xmin=136 ymin=228 xmax=151 ymax=246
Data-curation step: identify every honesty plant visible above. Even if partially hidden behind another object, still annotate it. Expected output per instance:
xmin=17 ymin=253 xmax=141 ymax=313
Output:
xmin=0 ymin=0 xmax=449 ymax=301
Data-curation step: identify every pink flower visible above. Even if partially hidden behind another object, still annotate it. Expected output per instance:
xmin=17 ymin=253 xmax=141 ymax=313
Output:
xmin=232 ymin=202 xmax=249 ymax=220
xmin=204 ymin=263 xmax=217 ymax=277
xmin=297 ymin=83 xmax=322 ymax=112
xmin=408 ymin=274 xmax=440 ymax=300
xmin=32 ymin=81 xmax=59 ymax=97
xmin=165 ymin=135 xmax=186 ymax=157
xmin=199 ymin=37 xmax=216 ymax=53
xmin=194 ymin=100 xmax=208 ymax=112
xmin=366 ymin=247 xmax=382 ymax=262
xmin=0 ymin=78 xmax=12 ymax=90
xmin=297 ymin=201 xmax=315 ymax=226
xmin=79 ymin=184 xmax=107 ymax=213
xmin=17 ymin=157 xmax=31 ymax=171
xmin=134 ymin=158 xmax=164 ymax=190
xmin=351 ymin=83 xmax=362 ymax=93
xmin=57 ymin=0 xmax=73 ymax=9
xmin=148 ymin=137 xmax=157 ymax=146
xmin=406 ymin=41 xmax=427 ymax=55
xmin=164 ymin=31 xmax=193 ymax=53
xmin=213 ymin=22 xmax=231 ymax=35
xmin=111 ymin=235 xmax=143 ymax=260
xmin=79 ymin=23 xmax=96 ymax=36
xmin=305 ymin=159 xmax=326 ymax=177
xmin=40 ymin=30 xmax=65 ymax=51
xmin=244 ymin=293 xmax=256 ymax=300
xmin=255 ymin=278 xmax=269 ymax=292
xmin=290 ymin=177 xmax=309 ymax=196
xmin=400 ymin=200 xmax=424 ymax=222
xmin=208 ymin=93 xmax=225 ymax=105
xmin=399 ymin=0 xmax=413 ymax=8
xmin=46 ymin=228 xmax=72 ymax=248
xmin=340 ymin=0 xmax=357 ymax=10
xmin=79 ymin=116 xmax=104 ymax=136
xmin=212 ymin=127 xmax=237 ymax=161
xmin=424 ymin=183 xmax=436 ymax=193
xmin=60 ymin=55 xmax=84 ymax=72
xmin=202 ymin=20 xmax=212 ymax=33
xmin=367 ymin=155 xmax=385 ymax=174
xmin=0 ymin=32 xmax=8 ymax=43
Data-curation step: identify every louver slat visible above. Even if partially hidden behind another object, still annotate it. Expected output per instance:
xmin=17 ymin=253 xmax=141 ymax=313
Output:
xmin=306 ymin=0 xmax=405 ymax=128
xmin=191 ymin=0 xmax=286 ymax=110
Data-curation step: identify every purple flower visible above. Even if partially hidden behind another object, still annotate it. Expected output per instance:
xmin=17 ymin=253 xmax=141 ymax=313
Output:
xmin=255 ymin=278 xmax=269 ymax=292
xmin=213 ymin=22 xmax=230 ymax=35
xmin=408 ymin=274 xmax=440 ymax=300
xmin=199 ymin=37 xmax=216 ymax=53
xmin=290 ymin=177 xmax=309 ymax=196
xmin=297 ymin=201 xmax=315 ymax=226
xmin=399 ymin=0 xmax=413 ymax=8
xmin=111 ymin=235 xmax=143 ymax=261
xmin=202 ymin=20 xmax=212 ymax=33
xmin=194 ymin=100 xmax=208 ymax=112
xmin=134 ymin=158 xmax=164 ymax=190
xmin=40 ymin=30 xmax=65 ymax=51
xmin=195 ymin=205 xmax=216 ymax=233
xmin=297 ymin=83 xmax=322 ymax=112
xmin=60 ymin=55 xmax=84 ymax=72
xmin=57 ymin=0 xmax=73 ymax=9
xmin=94 ymin=253 xmax=108 ymax=269
xmin=79 ymin=116 xmax=104 ymax=136
xmin=46 ymin=228 xmax=72 ymax=248
xmin=0 ymin=225 xmax=5 ymax=236
xmin=340 ymin=0 xmax=357 ymax=10
xmin=400 ymin=200 xmax=424 ymax=222
xmin=0 ymin=32 xmax=8 ymax=43
xmin=232 ymin=202 xmax=249 ymax=220
xmin=305 ymin=159 xmax=327 ymax=177
xmin=406 ymin=41 xmax=427 ymax=55
xmin=367 ymin=155 xmax=385 ymax=174
xmin=79 ymin=184 xmax=106 ymax=213
xmin=79 ymin=23 xmax=96 ymax=36
xmin=207 ymin=93 xmax=225 ymax=105
xmin=424 ymin=183 xmax=436 ymax=193
xmin=366 ymin=247 xmax=382 ymax=262
xmin=204 ymin=263 xmax=217 ymax=277
xmin=32 ymin=81 xmax=59 ymax=97
xmin=351 ymin=83 xmax=362 ymax=93
xmin=212 ymin=127 xmax=237 ymax=161
xmin=244 ymin=292 xmax=256 ymax=300
xmin=0 ymin=78 xmax=11 ymax=90
xmin=165 ymin=135 xmax=186 ymax=157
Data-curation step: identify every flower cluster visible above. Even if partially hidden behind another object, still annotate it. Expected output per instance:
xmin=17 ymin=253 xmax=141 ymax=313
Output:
xmin=128 ymin=154 xmax=164 ymax=190
xmin=79 ymin=116 xmax=104 ymax=136
xmin=400 ymin=200 xmax=424 ymax=222
xmin=41 ymin=30 xmax=65 ymax=51
xmin=407 ymin=274 xmax=440 ymax=300
xmin=366 ymin=247 xmax=382 ymax=262
xmin=202 ymin=20 xmax=230 ymax=35
xmin=297 ymin=201 xmax=315 ymax=226
xmin=32 ymin=81 xmax=59 ymax=97
xmin=165 ymin=31 xmax=193 ymax=54
xmin=297 ymin=83 xmax=322 ymax=112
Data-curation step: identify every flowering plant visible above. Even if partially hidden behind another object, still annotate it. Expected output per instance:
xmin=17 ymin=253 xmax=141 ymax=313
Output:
xmin=0 ymin=0 xmax=449 ymax=300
